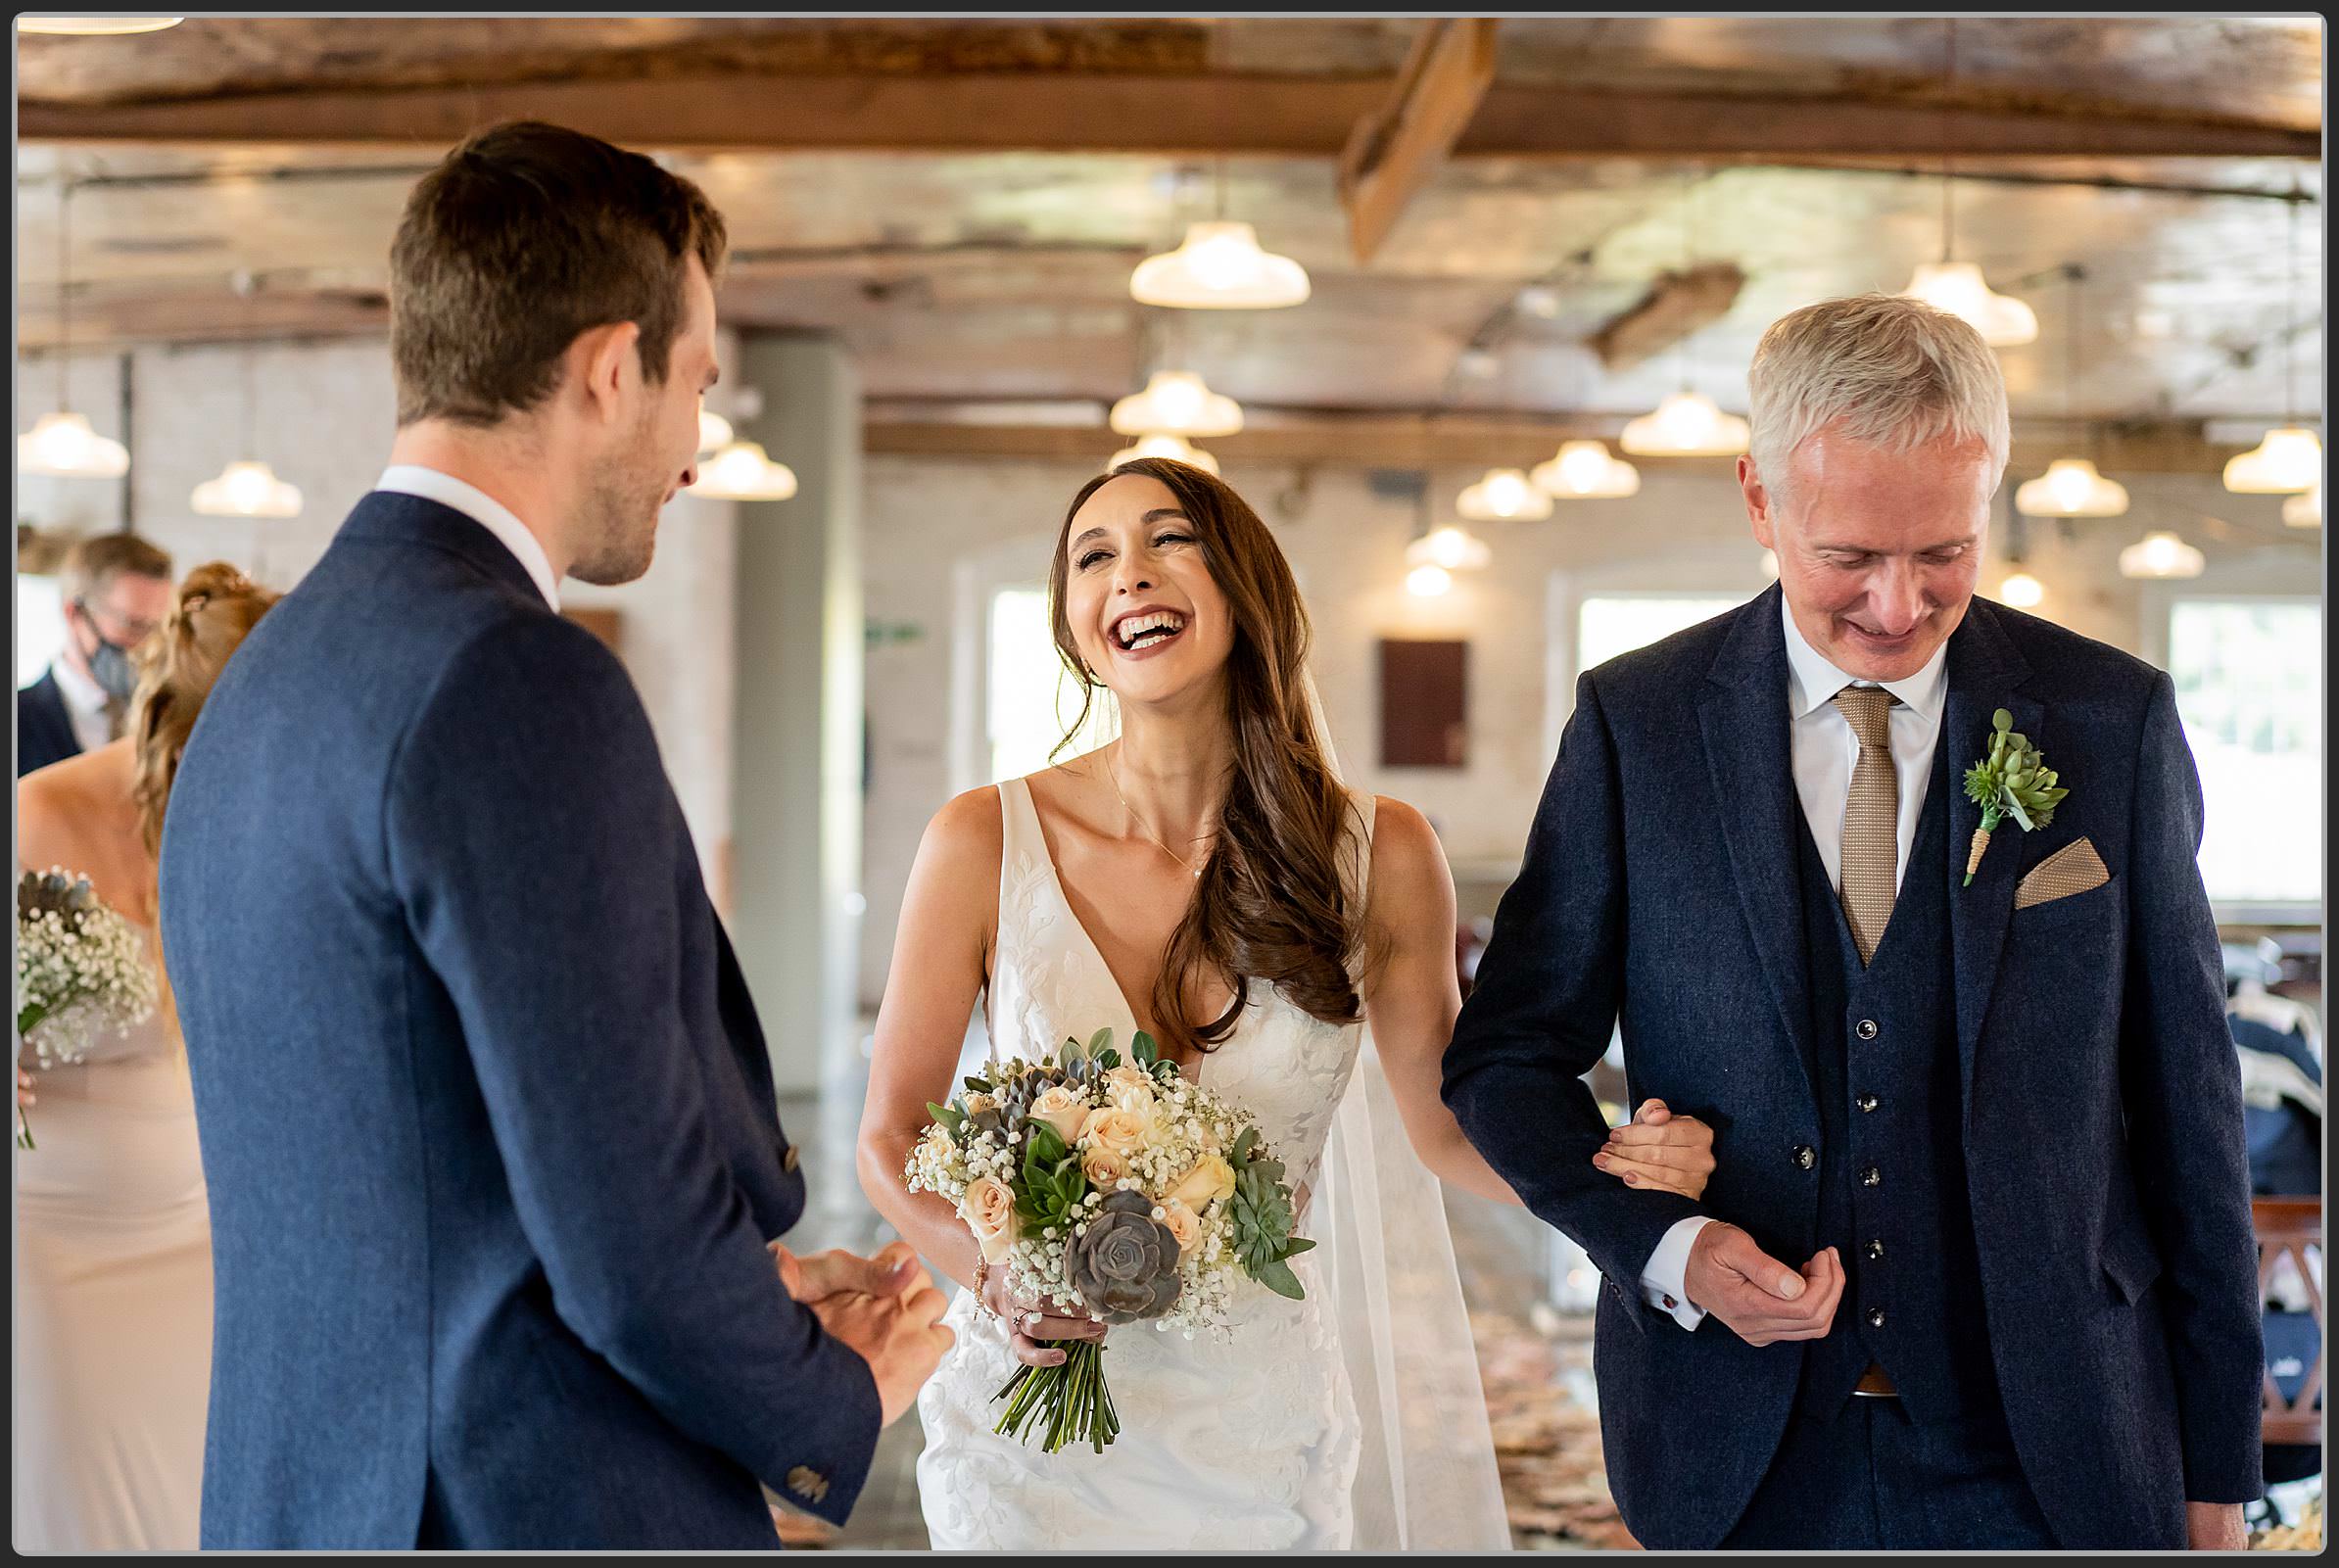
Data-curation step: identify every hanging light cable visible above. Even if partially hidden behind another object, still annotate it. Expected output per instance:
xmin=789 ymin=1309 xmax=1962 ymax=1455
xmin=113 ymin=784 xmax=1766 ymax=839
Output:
xmin=2015 ymin=265 xmax=2126 ymax=518
xmin=192 ymin=270 xmax=302 ymax=518
xmin=18 ymin=175 xmax=129 ymax=479
xmin=1903 ymin=20 xmax=2036 ymax=347
xmin=2225 ymin=183 xmax=2322 ymax=495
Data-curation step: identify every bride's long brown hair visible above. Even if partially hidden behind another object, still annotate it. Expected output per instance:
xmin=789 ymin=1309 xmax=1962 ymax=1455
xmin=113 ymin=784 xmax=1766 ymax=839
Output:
xmin=1047 ymin=457 xmax=1363 ymax=1057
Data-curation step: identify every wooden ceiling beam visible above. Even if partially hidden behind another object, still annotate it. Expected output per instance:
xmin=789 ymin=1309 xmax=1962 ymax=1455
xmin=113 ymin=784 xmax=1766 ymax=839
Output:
xmin=1338 ymin=19 xmax=1501 ymax=263
xmin=863 ymin=410 xmax=2261 ymax=475
xmin=20 ymin=75 xmax=2315 ymax=160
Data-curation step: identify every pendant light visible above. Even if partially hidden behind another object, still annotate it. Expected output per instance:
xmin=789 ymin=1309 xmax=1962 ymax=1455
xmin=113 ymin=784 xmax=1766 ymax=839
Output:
xmin=18 ymin=16 xmax=183 ymax=32
xmin=690 ymin=440 xmax=797 ymax=501
xmin=191 ymin=271 xmax=302 ymax=518
xmin=1532 ymin=439 xmax=1640 ymax=499
xmin=1109 ymin=370 xmax=1243 ymax=438
xmin=1901 ymin=21 xmax=2036 ymax=348
xmin=2224 ymin=185 xmax=2322 ymax=496
xmin=1406 ymin=524 xmax=1493 ymax=572
xmin=1622 ymin=174 xmax=1752 ymax=459
xmin=2283 ymin=484 xmax=2321 ymax=528
xmin=2118 ymin=531 xmax=2205 ymax=580
xmin=1108 ymin=432 xmax=1221 ymax=476
xmin=1999 ymin=571 xmax=2045 ymax=608
xmin=1456 ymin=467 xmax=1552 ymax=522
xmin=2015 ymin=265 xmax=2126 ymax=518
xmin=1131 ymin=160 xmax=1309 ymax=310
xmin=19 ymin=178 xmax=129 ymax=480
xmin=1620 ymin=391 xmax=1749 ymax=457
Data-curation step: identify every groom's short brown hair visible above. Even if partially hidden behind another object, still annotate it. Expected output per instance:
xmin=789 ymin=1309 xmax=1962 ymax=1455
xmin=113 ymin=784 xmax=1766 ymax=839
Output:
xmin=390 ymin=120 xmax=727 ymax=428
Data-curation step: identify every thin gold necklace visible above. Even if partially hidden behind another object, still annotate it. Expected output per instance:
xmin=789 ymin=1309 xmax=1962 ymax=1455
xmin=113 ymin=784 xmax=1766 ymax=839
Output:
xmin=1106 ymin=753 xmax=1211 ymax=879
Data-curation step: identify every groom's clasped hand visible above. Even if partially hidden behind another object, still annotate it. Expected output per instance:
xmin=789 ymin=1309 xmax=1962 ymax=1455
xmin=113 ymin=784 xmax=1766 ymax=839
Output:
xmin=771 ymin=1240 xmax=957 ymax=1424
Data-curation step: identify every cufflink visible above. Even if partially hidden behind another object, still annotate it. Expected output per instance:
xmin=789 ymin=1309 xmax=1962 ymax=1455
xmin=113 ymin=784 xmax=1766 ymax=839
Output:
xmin=786 ymin=1465 xmax=830 ymax=1505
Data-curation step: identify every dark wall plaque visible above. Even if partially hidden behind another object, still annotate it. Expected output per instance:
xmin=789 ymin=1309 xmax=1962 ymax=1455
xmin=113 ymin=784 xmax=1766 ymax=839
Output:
xmin=1379 ymin=638 xmax=1468 ymax=768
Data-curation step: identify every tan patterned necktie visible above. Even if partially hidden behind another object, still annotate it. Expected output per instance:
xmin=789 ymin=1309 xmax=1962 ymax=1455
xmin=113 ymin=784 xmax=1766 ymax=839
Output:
xmin=1832 ymin=685 xmax=1899 ymax=965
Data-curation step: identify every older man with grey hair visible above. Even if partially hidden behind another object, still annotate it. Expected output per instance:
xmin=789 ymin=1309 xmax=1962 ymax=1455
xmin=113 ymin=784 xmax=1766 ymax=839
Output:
xmin=1445 ymin=293 xmax=2262 ymax=1549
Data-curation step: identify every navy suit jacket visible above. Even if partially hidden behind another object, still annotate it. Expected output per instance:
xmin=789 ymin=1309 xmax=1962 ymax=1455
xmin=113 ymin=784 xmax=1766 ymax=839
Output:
xmin=17 ymin=669 xmax=81 ymax=776
xmin=160 ymin=492 xmax=883 ymax=1548
xmin=1444 ymin=587 xmax=2263 ymax=1549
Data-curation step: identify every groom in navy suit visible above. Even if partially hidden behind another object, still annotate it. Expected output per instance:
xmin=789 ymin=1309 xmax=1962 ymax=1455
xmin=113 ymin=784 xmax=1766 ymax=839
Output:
xmin=1445 ymin=295 xmax=2262 ymax=1549
xmin=161 ymin=123 xmax=950 ymax=1548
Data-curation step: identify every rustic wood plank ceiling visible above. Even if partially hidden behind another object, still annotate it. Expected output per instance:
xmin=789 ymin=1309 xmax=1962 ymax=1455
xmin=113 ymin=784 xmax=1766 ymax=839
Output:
xmin=15 ymin=16 xmax=2324 ymax=439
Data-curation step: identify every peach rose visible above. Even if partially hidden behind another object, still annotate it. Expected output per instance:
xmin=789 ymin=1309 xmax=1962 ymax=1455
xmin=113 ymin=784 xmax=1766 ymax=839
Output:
xmin=1082 ymin=1107 xmax=1152 ymax=1161
xmin=1028 ymin=1084 xmax=1093 ymax=1145
xmin=1158 ymin=1198 xmax=1204 ymax=1255
xmin=1101 ymin=1065 xmax=1158 ymax=1113
xmin=1165 ymin=1151 xmax=1236 ymax=1212
xmin=1080 ymin=1143 xmax=1133 ymax=1187
xmin=961 ymin=1176 xmax=1019 ymax=1264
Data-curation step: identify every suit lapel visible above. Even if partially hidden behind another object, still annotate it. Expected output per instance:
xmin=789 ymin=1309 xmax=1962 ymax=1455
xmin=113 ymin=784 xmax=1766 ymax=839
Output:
xmin=1698 ymin=587 xmax=1820 ymax=1106
xmin=1941 ymin=602 xmax=2038 ymax=1125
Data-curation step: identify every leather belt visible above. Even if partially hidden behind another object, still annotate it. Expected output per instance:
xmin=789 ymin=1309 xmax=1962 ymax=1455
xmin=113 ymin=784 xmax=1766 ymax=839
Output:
xmin=1853 ymin=1362 xmax=1899 ymax=1398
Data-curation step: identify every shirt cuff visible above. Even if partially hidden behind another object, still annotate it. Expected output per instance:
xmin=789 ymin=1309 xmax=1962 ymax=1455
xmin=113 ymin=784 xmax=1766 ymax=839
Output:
xmin=1640 ymin=1215 xmax=1714 ymax=1331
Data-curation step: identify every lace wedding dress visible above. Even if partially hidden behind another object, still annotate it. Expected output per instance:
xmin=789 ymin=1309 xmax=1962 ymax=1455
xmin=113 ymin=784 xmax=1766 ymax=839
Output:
xmin=917 ymin=776 xmax=1506 ymax=1550
xmin=13 ymin=916 xmax=212 ymax=1550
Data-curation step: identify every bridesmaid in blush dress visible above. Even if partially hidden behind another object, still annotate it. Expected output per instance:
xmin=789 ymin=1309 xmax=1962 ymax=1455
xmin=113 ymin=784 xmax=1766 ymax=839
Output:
xmin=13 ymin=563 xmax=277 ymax=1550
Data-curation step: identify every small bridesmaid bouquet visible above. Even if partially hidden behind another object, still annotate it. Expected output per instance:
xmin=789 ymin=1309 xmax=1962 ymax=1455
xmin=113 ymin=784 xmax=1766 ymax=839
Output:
xmin=1962 ymin=709 xmax=2071 ymax=886
xmin=904 ymin=1027 xmax=1313 ymax=1453
xmin=15 ymin=868 xmax=158 ymax=1150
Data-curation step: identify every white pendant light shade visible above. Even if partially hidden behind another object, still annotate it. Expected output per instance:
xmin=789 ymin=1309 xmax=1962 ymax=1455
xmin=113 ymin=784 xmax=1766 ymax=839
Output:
xmin=1903 ymin=261 xmax=2039 ymax=348
xmin=1108 ymin=431 xmax=1220 ymax=476
xmin=1619 ymin=391 xmax=1750 ymax=458
xmin=689 ymin=441 xmax=798 ymax=501
xmin=1456 ymin=467 xmax=1553 ymax=522
xmin=2282 ymin=483 xmax=2321 ymax=528
xmin=2118 ymin=531 xmax=2205 ymax=580
xmin=1999 ymin=571 xmax=2045 ymax=609
xmin=2014 ymin=457 xmax=2128 ymax=518
xmin=2222 ymin=426 xmax=2321 ymax=495
xmin=697 ymin=406 xmax=733 ymax=454
xmin=17 ymin=409 xmax=128 ymax=478
xmin=1129 ymin=221 xmax=1310 ymax=309
xmin=1532 ymin=440 xmax=1640 ymax=499
xmin=1406 ymin=564 xmax=1454 ymax=598
xmin=1109 ymin=371 xmax=1243 ymax=438
xmin=1405 ymin=525 xmax=1493 ymax=572
xmin=19 ymin=16 xmax=183 ymax=32
xmin=190 ymin=458 xmax=302 ymax=518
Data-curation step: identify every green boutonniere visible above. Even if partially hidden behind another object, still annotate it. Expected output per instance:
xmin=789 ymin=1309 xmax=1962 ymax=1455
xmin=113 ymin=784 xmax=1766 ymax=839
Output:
xmin=1962 ymin=709 xmax=2070 ymax=886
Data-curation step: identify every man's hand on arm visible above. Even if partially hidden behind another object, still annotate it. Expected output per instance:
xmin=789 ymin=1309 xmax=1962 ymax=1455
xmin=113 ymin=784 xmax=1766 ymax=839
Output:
xmin=769 ymin=1239 xmax=952 ymax=1426
xmin=771 ymin=1239 xmax=924 ymax=1305
xmin=2184 ymin=1501 xmax=2246 ymax=1551
xmin=1682 ymin=1222 xmax=1843 ymax=1346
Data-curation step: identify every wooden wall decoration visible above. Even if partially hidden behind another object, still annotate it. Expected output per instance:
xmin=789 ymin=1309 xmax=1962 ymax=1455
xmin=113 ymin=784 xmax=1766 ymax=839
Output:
xmin=1378 ymin=637 xmax=1468 ymax=768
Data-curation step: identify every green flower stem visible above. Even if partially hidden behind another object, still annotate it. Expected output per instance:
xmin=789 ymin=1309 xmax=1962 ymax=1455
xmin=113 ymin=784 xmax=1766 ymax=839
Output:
xmin=990 ymin=1339 xmax=1115 ymax=1453
xmin=17 ymin=1003 xmax=47 ymax=1152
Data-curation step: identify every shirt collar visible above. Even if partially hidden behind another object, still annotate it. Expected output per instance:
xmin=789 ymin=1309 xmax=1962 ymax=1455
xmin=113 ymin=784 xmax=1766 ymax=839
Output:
xmin=48 ymin=648 xmax=109 ymax=719
xmin=1780 ymin=592 xmax=1948 ymax=725
xmin=374 ymin=464 xmax=561 ymax=610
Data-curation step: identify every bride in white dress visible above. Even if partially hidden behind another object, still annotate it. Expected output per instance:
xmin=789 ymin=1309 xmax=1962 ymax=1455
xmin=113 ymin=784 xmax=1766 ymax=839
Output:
xmin=14 ymin=563 xmax=279 ymax=1550
xmin=857 ymin=461 xmax=1717 ymax=1549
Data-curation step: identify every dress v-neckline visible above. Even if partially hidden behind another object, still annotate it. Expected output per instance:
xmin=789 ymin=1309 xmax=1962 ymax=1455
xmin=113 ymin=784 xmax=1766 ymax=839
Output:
xmin=1007 ymin=777 xmax=1219 ymax=1083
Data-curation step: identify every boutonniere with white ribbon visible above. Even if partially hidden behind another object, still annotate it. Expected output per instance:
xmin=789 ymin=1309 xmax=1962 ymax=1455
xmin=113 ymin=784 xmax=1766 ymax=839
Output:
xmin=1962 ymin=708 xmax=2070 ymax=887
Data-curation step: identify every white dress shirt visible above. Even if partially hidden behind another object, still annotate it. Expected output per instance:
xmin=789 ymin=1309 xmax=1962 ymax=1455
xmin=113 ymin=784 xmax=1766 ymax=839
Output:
xmin=1638 ymin=596 xmax=1950 ymax=1331
xmin=49 ymin=653 xmax=116 ymax=755
xmin=374 ymin=464 xmax=561 ymax=610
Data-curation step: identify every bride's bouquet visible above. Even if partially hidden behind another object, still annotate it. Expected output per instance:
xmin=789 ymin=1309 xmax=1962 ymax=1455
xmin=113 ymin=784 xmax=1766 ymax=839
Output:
xmin=905 ymin=1027 xmax=1314 ymax=1453
xmin=15 ymin=868 xmax=158 ymax=1151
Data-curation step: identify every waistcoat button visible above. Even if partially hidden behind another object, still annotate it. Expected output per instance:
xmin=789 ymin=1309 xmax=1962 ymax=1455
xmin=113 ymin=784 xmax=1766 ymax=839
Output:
xmin=1791 ymin=1144 xmax=1816 ymax=1170
xmin=1860 ymin=1165 xmax=1882 ymax=1187
xmin=1855 ymin=1019 xmax=1880 ymax=1041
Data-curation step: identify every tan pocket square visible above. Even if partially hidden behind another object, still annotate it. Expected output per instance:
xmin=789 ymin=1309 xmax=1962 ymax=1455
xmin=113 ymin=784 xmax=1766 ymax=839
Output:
xmin=2014 ymin=836 xmax=2111 ymax=910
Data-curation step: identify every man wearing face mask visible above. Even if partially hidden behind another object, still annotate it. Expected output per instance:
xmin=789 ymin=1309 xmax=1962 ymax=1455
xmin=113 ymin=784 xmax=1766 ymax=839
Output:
xmin=19 ymin=533 xmax=174 ymax=777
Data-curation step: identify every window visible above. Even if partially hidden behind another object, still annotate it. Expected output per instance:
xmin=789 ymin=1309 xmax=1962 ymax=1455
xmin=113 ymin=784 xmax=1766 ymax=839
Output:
xmin=1577 ymin=594 xmax=1742 ymax=673
xmin=986 ymin=586 xmax=1114 ymax=784
xmin=2166 ymin=597 xmax=2321 ymax=909
xmin=17 ymin=574 xmax=66 ymax=689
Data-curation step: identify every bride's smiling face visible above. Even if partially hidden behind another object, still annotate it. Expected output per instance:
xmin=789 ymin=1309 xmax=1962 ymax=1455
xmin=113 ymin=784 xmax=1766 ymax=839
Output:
xmin=1061 ymin=473 xmax=1236 ymax=707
